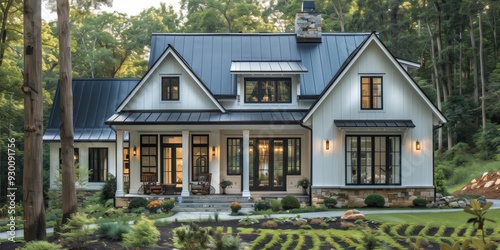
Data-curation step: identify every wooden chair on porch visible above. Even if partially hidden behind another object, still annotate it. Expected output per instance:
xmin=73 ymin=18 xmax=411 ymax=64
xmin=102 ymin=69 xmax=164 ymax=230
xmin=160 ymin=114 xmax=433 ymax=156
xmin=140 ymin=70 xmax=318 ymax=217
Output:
xmin=140 ymin=173 xmax=163 ymax=195
xmin=190 ymin=173 xmax=212 ymax=195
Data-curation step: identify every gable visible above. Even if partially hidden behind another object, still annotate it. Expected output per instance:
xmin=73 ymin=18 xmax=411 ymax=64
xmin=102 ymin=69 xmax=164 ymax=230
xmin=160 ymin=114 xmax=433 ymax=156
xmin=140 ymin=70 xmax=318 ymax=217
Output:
xmin=303 ymin=33 xmax=446 ymax=124
xmin=118 ymin=47 xmax=224 ymax=112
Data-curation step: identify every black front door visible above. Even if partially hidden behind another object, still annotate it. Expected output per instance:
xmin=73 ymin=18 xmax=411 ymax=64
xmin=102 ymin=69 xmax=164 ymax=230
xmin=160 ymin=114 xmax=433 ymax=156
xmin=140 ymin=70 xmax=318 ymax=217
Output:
xmin=249 ymin=139 xmax=285 ymax=191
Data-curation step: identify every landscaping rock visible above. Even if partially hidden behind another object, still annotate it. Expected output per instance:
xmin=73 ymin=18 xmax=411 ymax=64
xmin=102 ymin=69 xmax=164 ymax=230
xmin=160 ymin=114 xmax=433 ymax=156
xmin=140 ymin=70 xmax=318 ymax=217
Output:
xmin=341 ymin=209 xmax=366 ymax=220
xmin=453 ymin=171 xmax=500 ymax=199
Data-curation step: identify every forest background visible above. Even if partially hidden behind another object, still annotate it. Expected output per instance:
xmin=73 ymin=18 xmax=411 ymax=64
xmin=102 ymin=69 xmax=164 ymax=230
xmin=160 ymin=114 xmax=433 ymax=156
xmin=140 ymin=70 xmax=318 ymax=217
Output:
xmin=1 ymin=0 xmax=500 ymax=205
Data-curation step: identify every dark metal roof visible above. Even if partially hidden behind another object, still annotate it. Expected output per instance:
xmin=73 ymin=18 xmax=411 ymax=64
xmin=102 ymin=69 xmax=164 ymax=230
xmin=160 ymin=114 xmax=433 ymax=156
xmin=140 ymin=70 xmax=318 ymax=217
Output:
xmin=334 ymin=120 xmax=415 ymax=128
xmin=149 ymin=33 xmax=370 ymax=96
xmin=230 ymin=61 xmax=308 ymax=74
xmin=44 ymin=79 xmax=139 ymax=141
xmin=106 ymin=110 xmax=307 ymax=125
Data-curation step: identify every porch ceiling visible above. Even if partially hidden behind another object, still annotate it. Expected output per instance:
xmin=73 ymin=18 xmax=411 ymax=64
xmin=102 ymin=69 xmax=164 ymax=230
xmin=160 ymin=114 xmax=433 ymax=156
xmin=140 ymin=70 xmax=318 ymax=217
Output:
xmin=106 ymin=110 xmax=308 ymax=125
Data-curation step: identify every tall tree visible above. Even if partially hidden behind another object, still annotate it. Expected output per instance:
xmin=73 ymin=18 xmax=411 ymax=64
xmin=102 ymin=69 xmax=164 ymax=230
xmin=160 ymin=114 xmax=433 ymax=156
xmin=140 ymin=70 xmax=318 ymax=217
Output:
xmin=56 ymin=0 xmax=77 ymax=225
xmin=22 ymin=0 xmax=46 ymax=241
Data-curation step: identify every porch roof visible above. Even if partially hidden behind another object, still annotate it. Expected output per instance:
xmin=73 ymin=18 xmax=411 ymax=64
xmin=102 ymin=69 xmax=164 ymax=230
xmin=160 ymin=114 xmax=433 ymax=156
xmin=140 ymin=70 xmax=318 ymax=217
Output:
xmin=334 ymin=119 xmax=415 ymax=128
xmin=106 ymin=110 xmax=307 ymax=125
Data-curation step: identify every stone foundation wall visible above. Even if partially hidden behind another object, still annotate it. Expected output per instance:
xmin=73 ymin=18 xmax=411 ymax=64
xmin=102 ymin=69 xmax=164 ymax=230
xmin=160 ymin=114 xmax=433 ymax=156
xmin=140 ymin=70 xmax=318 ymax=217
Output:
xmin=312 ymin=188 xmax=435 ymax=208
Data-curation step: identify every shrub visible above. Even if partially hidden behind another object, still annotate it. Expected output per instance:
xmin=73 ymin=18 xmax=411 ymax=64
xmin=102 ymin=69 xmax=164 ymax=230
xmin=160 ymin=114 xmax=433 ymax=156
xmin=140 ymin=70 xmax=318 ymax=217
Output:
xmin=213 ymin=227 xmax=241 ymax=250
xmin=269 ymin=199 xmax=281 ymax=211
xmin=364 ymin=193 xmax=385 ymax=208
xmin=122 ymin=216 xmax=160 ymax=248
xmin=323 ymin=197 xmax=338 ymax=208
xmin=230 ymin=202 xmax=242 ymax=214
xmin=18 ymin=241 xmax=61 ymax=250
xmin=100 ymin=174 xmax=116 ymax=202
xmin=254 ymin=200 xmax=269 ymax=211
xmin=412 ymin=198 xmax=428 ymax=207
xmin=173 ymin=223 xmax=212 ymax=250
xmin=128 ymin=197 xmax=149 ymax=210
xmin=261 ymin=220 xmax=279 ymax=228
xmin=292 ymin=219 xmax=308 ymax=227
xmin=59 ymin=212 xmax=96 ymax=248
xmin=162 ymin=199 xmax=175 ymax=212
xmin=281 ymin=195 xmax=300 ymax=210
xmin=238 ymin=217 xmax=259 ymax=226
xmin=147 ymin=200 xmax=163 ymax=213
xmin=97 ymin=222 xmax=131 ymax=241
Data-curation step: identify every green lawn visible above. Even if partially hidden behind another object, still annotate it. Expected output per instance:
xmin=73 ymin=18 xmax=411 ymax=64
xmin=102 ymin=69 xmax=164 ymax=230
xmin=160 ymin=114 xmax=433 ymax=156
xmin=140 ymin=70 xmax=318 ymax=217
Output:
xmin=365 ymin=209 xmax=500 ymax=228
xmin=443 ymin=158 xmax=500 ymax=193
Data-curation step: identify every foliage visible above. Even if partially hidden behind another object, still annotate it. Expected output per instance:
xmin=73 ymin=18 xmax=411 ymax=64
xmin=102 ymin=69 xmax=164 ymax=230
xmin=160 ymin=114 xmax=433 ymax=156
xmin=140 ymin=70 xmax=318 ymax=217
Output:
xmin=18 ymin=241 xmax=61 ymax=250
xmin=100 ymin=174 xmax=116 ymax=202
xmin=364 ymin=194 xmax=385 ymax=208
xmin=96 ymin=222 xmax=131 ymax=241
xmin=230 ymin=202 xmax=242 ymax=214
xmin=323 ymin=197 xmax=338 ymax=208
xmin=281 ymin=195 xmax=301 ymax=210
xmin=296 ymin=177 xmax=310 ymax=188
xmin=219 ymin=179 xmax=233 ymax=188
xmin=434 ymin=168 xmax=448 ymax=195
xmin=128 ymin=197 xmax=149 ymax=210
xmin=173 ymin=223 xmax=212 ymax=250
xmin=475 ymin=122 xmax=500 ymax=160
xmin=122 ymin=216 xmax=160 ymax=248
xmin=254 ymin=200 xmax=270 ymax=211
xmin=238 ymin=217 xmax=259 ymax=226
xmin=412 ymin=198 xmax=428 ymax=207
xmin=464 ymin=200 xmax=496 ymax=245
xmin=59 ymin=212 xmax=96 ymax=248
xmin=269 ymin=199 xmax=281 ymax=212
xmin=261 ymin=220 xmax=279 ymax=228
xmin=162 ymin=199 xmax=175 ymax=212
xmin=147 ymin=200 xmax=163 ymax=213
xmin=212 ymin=227 xmax=241 ymax=250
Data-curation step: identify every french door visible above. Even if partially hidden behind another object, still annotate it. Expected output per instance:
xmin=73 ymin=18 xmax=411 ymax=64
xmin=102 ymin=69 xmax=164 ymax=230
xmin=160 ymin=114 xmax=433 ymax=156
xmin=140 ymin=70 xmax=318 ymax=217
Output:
xmin=249 ymin=139 xmax=285 ymax=191
xmin=161 ymin=136 xmax=183 ymax=190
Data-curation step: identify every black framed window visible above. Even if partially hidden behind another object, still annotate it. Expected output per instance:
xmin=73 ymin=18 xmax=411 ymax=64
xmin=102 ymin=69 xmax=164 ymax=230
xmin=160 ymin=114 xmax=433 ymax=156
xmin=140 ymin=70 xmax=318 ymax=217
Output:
xmin=244 ymin=78 xmax=291 ymax=103
xmin=88 ymin=148 xmax=108 ymax=182
xmin=59 ymin=148 xmax=79 ymax=166
xmin=192 ymin=135 xmax=209 ymax=181
xmin=141 ymin=135 xmax=158 ymax=181
xmin=287 ymin=139 xmax=301 ymax=175
xmin=161 ymin=76 xmax=179 ymax=101
xmin=227 ymin=138 xmax=242 ymax=175
xmin=346 ymin=135 xmax=401 ymax=185
xmin=361 ymin=76 xmax=382 ymax=109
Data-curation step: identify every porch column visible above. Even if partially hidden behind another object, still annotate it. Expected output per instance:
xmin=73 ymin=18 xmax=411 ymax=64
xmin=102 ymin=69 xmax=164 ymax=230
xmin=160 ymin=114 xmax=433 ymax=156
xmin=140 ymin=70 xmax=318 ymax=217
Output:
xmin=181 ymin=130 xmax=190 ymax=196
xmin=242 ymin=130 xmax=251 ymax=197
xmin=115 ymin=130 xmax=125 ymax=197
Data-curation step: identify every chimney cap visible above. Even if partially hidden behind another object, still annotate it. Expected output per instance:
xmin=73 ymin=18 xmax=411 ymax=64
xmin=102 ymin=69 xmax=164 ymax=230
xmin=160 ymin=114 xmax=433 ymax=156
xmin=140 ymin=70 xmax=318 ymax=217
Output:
xmin=302 ymin=1 xmax=315 ymax=12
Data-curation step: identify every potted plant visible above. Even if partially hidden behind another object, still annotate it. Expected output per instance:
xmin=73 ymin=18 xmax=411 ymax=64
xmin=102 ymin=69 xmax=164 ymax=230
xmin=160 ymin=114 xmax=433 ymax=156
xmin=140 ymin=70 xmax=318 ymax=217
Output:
xmin=219 ymin=179 xmax=233 ymax=194
xmin=296 ymin=177 xmax=310 ymax=195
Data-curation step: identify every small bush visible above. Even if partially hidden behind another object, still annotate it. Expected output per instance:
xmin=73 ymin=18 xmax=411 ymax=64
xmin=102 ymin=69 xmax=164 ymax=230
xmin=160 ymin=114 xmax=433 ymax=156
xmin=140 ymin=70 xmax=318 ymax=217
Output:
xmin=269 ymin=199 xmax=281 ymax=211
xmin=238 ymin=217 xmax=259 ymax=226
xmin=292 ymin=219 xmax=308 ymax=227
xmin=100 ymin=175 xmax=116 ymax=202
xmin=213 ymin=227 xmax=241 ymax=250
xmin=97 ymin=222 xmax=131 ymax=241
xmin=364 ymin=193 xmax=385 ymax=208
xmin=300 ymin=224 xmax=312 ymax=230
xmin=59 ymin=212 xmax=96 ymax=248
xmin=230 ymin=202 xmax=242 ymax=214
xmin=309 ymin=218 xmax=325 ymax=225
xmin=261 ymin=220 xmax=279 ymax=228
xmin=128 ymin=197 xmax=149 ymax=210
xmin=147 ymin=200 xmax=163 ymax=213
xmin=162 ymin=199 xmax=175 ymax=212
xmin=323 ymin=197 xmax=338 ymax=208
xmin=281 ymin=195 xmax=300 ymax=210
xmin=122 ymin=216 xmax=160 ymax=248
xmin=412 ymin=198 xmax=428 ymax=207
xmin=173 ymin=223 xmax=212 ymax=250
xmin=254 ymin=200 xmax=269 ymax=211
xmin=18 ymin=241 xmax=61 ymax=250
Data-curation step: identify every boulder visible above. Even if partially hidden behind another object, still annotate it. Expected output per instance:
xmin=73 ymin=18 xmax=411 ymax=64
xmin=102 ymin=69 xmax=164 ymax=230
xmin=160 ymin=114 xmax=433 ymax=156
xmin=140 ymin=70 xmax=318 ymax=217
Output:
xmin=341 ymin=209 xmax=366 ymax=220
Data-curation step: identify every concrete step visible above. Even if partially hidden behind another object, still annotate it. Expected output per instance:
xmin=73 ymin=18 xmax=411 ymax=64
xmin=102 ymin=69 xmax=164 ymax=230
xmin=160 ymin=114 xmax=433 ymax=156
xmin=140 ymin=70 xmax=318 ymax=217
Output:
xmin=173 ymin=195 xmax=254 ymax=212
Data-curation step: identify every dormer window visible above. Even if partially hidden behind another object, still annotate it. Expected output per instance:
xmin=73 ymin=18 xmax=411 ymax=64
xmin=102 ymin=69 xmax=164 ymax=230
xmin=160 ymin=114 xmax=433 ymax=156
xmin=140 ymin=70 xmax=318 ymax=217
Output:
xmin=361 ymin=76 xmax=382 ymax=109
xmin=161 ymin=76 xmax=179 ymax=101
xmin=244 ymin=78 xmax=291 ymax=103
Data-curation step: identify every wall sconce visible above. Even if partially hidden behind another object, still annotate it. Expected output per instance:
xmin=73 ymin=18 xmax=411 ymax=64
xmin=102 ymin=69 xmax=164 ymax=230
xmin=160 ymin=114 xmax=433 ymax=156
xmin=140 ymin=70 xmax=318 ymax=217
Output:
xmin=325 ymin=139 xmax=330 ymax=150
xmin=416 ymin=140 xmax=421 ymax=151
xmin=212 ymin=146 xmax=216 ymax=156
xmin=133 ymin=146 xmax=137 ymax=156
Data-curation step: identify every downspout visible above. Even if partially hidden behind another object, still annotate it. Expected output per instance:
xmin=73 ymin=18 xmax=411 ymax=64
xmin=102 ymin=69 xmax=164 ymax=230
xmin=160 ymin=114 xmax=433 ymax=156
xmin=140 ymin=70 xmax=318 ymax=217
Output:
xmin=432 ymin=122 xmax=445 ymax=202
xmin=300 ymin=121 xmax=313 ymax=206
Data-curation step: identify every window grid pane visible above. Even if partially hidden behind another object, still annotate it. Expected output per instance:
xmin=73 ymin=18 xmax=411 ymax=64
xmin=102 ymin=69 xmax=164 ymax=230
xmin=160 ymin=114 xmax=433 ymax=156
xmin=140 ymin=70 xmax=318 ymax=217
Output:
xmin=360 ymin=77 xmax=382 ymax=109
xmin=162 ymin=77 xmax=180 ymax=101
xmin=227 ymin=138 xmax=242 ymax=175
xmin=89 ymin=148 xmax=108 ymax=182
xmin=192 ymin=135 xmax=209 ymax=181
xmin=244 ymin=78 xmax=291 ymax=103
xmin=141 ymin=135 xmax=158 ymax=181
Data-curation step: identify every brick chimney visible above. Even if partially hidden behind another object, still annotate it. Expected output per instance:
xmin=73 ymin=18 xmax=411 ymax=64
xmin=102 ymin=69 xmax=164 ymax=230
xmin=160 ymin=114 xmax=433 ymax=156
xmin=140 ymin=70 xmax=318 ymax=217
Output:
xmin=295 ymin=1 xmax=321 ymax=43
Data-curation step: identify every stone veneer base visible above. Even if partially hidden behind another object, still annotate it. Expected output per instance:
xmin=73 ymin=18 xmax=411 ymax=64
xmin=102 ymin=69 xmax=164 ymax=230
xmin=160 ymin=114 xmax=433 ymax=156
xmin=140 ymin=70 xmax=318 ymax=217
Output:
xmin=312 ymin=187 xmax=435 ymax=208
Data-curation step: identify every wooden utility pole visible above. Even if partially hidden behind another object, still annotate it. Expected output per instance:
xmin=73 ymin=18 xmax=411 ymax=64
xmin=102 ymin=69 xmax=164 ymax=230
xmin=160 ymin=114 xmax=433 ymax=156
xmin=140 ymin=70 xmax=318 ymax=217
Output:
xmin=57 ymin=0 xmax=77 ymax=224
xmin=22 ymin=0 xmax=46 ymax=241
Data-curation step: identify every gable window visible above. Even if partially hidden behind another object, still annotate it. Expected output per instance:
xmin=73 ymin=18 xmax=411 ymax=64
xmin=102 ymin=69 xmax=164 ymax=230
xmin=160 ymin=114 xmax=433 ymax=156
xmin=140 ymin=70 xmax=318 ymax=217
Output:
xmin=192 ymin=135 xmax=209 ymax=181
xmin=161 ymin=76 xmax=179 ymax=101
xmin=346 ymin=135 xmax=400 ymax=185
xmin=89 ymin=148 xmax=108 ymax=182
xmin=361 ymin=76 xmax=382 ymax=109
xmin=244 ymin=78 xmax=291 ymax=103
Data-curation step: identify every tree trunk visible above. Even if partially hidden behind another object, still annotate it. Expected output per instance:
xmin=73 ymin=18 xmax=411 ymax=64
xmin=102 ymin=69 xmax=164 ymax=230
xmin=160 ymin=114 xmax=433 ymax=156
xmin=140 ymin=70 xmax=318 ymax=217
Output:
xmin=427 ymin=22 xmax=443 ymax=151
xmin=331 ymin=0 xmax=345 ymax=32
xmin=478 ymin=11 xmax=486 ymax=132
xmin=57 ymin=0 xmax=77 ymax=225
xmin=22 ymin=0 xmax=46 ymax=241
xmin=470 ymin=16 xmax=479 ymax=103
xmin=0 ymin=0 xmax=15 ymax=67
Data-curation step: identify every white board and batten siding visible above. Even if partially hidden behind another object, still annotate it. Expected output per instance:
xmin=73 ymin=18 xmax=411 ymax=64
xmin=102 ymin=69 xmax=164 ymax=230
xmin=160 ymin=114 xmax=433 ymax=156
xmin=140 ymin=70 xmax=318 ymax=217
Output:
xmin=122 ymin=54 xmax=219 ymax=111
xmin=311 ymin=42 xmax=435 ymax=188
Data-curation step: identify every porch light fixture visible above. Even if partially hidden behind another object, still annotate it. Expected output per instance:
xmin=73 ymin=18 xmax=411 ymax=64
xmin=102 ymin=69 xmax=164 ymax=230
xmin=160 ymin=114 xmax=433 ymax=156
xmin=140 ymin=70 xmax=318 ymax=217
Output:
xmin=133 ymin=146 xmax=137 ymax=156
xmin=325 ymin=139 xmax=330 ymax=150
xmin=416 ymin=140 xmax=421 ymax=151
xmin=212 ymin=146 xmax=216 ymax=156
